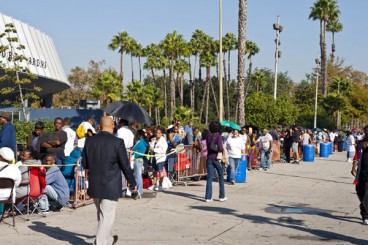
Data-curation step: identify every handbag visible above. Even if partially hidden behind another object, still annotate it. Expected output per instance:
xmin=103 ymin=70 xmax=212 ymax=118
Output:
xmin=209 ymin=135 xmax=219 ymax=152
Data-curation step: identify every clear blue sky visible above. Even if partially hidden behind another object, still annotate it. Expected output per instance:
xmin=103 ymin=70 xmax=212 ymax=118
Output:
xmin=2 ymin=0 xmax=367 ymax=83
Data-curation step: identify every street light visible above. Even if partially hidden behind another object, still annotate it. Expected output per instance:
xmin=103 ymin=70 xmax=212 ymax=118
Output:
xmin=219 ymin=0 xmax=223 ymax=121
xmin=313 ymin=57 xmax=321 ymax=129
xmin=273 ymin=16 xmax=283 ymax=100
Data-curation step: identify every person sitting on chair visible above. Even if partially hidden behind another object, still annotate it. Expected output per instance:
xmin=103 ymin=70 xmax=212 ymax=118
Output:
xmin=38 ymin=154 xmax=69 ymax=212
xmin=16 ymin=149 xmax=41 ymax=200
xmin=0 ymin=147 xmax=21 ymax=201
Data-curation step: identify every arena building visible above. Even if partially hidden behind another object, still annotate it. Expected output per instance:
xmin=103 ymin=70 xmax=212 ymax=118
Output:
xmin=0 ymin=13 xmax=70 ymax=107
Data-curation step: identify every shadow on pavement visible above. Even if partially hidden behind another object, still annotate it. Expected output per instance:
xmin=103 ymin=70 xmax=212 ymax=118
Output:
xmin=161 ymin=190 xmax=204 ymax=202
xmin=269 ymin=172 xmax=352 ymax=185
xmin=190 ymin=206 xmax=368 ymax=244
xmin=29 ymin=221 xmax=94 ymax=245
xmin=267 ymin=204 xmax=362 ymax=225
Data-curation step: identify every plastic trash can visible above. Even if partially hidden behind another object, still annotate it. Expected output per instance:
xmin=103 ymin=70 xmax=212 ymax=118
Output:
xmin=235 ymin=156 xmax=247 ymax=183
xmin=303 ymin=145 xmax=315 ymax=162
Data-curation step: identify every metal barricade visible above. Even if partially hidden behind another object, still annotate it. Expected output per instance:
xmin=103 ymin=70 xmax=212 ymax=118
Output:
xmin=71 ymin=159 xmax=93 ymax=208
xmin=170 ymin=145 xmax=207 ymax=186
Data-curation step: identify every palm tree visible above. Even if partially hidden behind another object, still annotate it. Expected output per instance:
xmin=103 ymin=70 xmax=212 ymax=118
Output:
xmin=143 ymin=43 xmax=161 ymax=84
xmin=326 ymin=17 xmax=343 ymax=62
xmin=309 ymin=0 xmax=340 ymax=96
xmin=245 ymin=40 xmax=260 ymax=96
xmin=125 ymin=37 xmax=137 ymax=82
xmin=237 ymin=0 xmax=247 ymax=126
xmin=108 ymin=31 xmax=129 ymax=93
xmin=133 ymin=42 xmax=144 ymax=83
xmin=174 ymin=59 xmax=189 ymax=106
xmin=199 ymin=34 xmax=217 ymax=124
xmin=190 ymin=29 xmax=205 ymax=111
xmin=252 ymin=69 xmax=267 ymax=93
xmin=160 ymin=31 xmax=186 ymax=120
xmin=330 ymin=76 xmax=350 ymax=129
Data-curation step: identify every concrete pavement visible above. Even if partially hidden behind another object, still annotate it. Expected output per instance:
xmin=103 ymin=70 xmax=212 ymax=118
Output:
xmin=1 ymin=151 xmax=367 ymax=245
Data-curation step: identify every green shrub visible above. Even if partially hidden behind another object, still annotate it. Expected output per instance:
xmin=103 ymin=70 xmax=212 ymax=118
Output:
xmin=12 ymin=119 xmax=55 ymax=145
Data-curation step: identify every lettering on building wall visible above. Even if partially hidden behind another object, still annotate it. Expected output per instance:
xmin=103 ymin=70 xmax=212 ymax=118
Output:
xmin=1 ymin=51 xmax=47 ymax=69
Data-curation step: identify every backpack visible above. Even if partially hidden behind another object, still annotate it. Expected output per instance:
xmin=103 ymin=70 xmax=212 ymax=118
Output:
xmin=209 ymin=135 xmax=219 ymax=152
xmin=76 ymin=125 xmax=85 ymax=139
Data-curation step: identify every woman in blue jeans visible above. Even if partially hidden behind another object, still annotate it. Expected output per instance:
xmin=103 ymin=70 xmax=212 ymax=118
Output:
xmin=205 ymin=122 xmax=226 ymax=202
xmin=225 ymin=129 xmax=246 ymax=185
xmin=132 ymin=130 xmax=148 ymax=196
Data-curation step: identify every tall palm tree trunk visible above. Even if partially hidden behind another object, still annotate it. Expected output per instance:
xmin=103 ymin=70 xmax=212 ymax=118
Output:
xmin=331 ymin=31 xmax=335 ymax=62
xmin=163 ymin=69 xmax=168 ymax=119
xmin=237 ymin=0 xmax=247 ymax=126
xmin=130 ymin=54 xmax=134 ymax=82
xmin=322 ymin=20 xmax=327 ymax=96
xmin=120 ymin=51 xmax=124 ymax=94
xmin=210 ymin=77 xmax=219 ymax=118
xmin=151 ymin=68 xmax=156 ymax=84
xmin=228 ymin=51 xmax=231 ymax=82
xmin=180 ymin=72 xmax=184 ymax=106
xmin=169 ymin=56 xmax=175 ymax=120
xmin=205 ymin=66 xmax=211 ymax=125
xmin=138 ymin=55 xmax=142 ymax=83
xmin=223 ymin=58 xmax=229 ymax=119
xmin=192 ymin=54 xmax=198 ymax=112
xmin=246 ymin=56 xmax=253 ymax=97
xmin=199 ymin=72 xmax=208 ymax=123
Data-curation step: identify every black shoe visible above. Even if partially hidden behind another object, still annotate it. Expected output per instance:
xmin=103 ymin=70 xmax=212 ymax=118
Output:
xmin=112 ymin=235 xmax=118 ymax=245
xmin=55 ymin=205 xmax=64 ymax=212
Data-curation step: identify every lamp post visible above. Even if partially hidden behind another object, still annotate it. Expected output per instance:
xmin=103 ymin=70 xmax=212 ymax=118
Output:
xmin=313 ymin=57 xmax=321 ymax=129
xmin=273 ymin=16 xmax=283 ymax=100
xmin=218 ymin=0 xmax=223 ymax=121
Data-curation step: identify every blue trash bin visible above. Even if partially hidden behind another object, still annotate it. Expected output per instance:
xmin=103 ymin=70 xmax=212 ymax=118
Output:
xmin=343 ymin=141 xmax=347 ymax=151
xmin=303 ymin=145 xmax=315 ymax=162
xmin=320 ymin=143 xmax=329 ymax=158
xmin=326 ymin=142 xmax=332 ymax=155
xmin=235 ymin=156 xmax=247 ymax=183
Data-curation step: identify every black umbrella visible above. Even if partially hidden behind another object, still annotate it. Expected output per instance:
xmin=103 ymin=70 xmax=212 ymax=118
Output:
xmin=102 ymin=101 xmax=153 ymax=125
xmin=102 ymin=101 xmax=128 ymax=115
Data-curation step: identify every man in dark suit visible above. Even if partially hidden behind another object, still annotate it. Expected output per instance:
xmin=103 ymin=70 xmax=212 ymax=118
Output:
xmin=82 ymin=116 xmax=137 ymax=245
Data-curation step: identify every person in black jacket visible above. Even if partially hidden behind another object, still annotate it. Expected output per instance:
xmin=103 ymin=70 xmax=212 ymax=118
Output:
xmin=82 ymin=116 xmax=137 ymax=245
xmin=283 ymin=128 xmax=293 ymax=163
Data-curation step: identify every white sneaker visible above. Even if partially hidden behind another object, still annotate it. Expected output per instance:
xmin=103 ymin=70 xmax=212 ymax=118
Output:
xmin=363 ymin=220 xmax=368 ymax=225
xmin=148 ymin=185 xmax=155 ymax=191
xmin=154 ymin=186 xmax=159 ymax=191
xmin=219 ymin=197 xmax=228 ymax=202
xmin=205 ymin=199 xmax=213 ymax=203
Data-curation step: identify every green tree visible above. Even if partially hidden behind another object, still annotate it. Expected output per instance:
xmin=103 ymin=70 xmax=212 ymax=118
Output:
xmin=309 ymin=0 xmax=340 ymax=96
xmin=53 ymin=60 xmax=105 ymax=107
xmin=190 ymin=29 xmax=205 ymax=111
xmin=199 ymin=33 xmax=217 ymax=124
xmin=125 ymin=37 xmax=137 ymax=83
xmin=91 ymin=69 xmax=121 ymax=106
xmin=0 ymin=23 xmax=41 ymax=120
xmin=245 ymin=40 xmax=260 ymax=95
xmin=108 ymin=31 xmax=129 ymax=94
xmin=326 ymin=17 xmax=343 ymax=61
xmin=174 ymin=106 xmax=198 ymax=123
xmin=160 ymin=31 xmax=186 ymax=120
xmin=222 ymin=32 xmax=237 ymax=119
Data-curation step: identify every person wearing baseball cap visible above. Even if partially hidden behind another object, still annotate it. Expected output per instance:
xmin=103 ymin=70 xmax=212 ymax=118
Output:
xmin=0 ymin=147 xmax=21 ymax=202
xmin=0 ymin=112 xmax=16 ymax=158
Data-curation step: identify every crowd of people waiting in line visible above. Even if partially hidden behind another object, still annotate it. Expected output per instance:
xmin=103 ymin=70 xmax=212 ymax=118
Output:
xmin=0 ymin=108 xmax=366 ymax=215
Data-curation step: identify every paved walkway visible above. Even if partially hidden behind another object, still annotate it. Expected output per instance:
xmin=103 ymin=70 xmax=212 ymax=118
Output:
xmin=1 ymin=151 xmax=367 ymax=245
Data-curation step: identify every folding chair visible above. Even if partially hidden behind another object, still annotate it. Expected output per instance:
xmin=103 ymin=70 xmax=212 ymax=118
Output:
xmin=14 ymin=167 xmax=46 ymax=220
xmin=0 ymin=177 xmax=16 ymax=227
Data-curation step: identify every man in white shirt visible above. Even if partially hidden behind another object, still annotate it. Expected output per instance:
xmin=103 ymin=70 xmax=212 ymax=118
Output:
xmin=329 ymin=130 xmax=336 ymax=152
xmin=62 ymin=117 xmax=76 ymax=157
xmin=0 ymin=147 xmax=21 ymax=202
xmin=116 ymin=119 xmax=135 ymax=192
xmin=255 ymin=129 xmax=273 ymax=171
xmin=77 ymin=118 xmax=96 ymax=150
